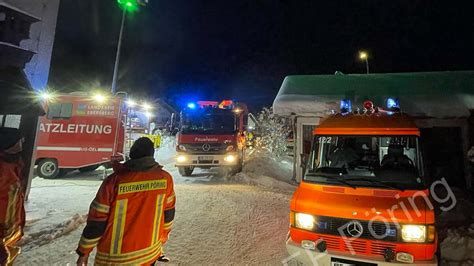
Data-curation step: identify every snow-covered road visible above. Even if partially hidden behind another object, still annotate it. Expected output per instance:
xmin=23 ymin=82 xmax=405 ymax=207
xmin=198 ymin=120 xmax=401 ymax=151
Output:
xmin=17 ymin=183 xmax=292 ymax=265
xmin=16 ymin=143 xmax=295 ymax=265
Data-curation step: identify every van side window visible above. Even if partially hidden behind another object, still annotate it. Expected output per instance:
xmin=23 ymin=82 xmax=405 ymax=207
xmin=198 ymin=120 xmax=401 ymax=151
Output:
xmin=47 ymin=103 xmax=73 ymax=119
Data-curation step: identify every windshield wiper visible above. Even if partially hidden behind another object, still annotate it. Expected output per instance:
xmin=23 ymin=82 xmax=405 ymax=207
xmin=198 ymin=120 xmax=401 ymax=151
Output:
xmin=345 ymin=177 xmax=405 ymax=192
xmin=306 ymin=173 xmax=357 ymax=189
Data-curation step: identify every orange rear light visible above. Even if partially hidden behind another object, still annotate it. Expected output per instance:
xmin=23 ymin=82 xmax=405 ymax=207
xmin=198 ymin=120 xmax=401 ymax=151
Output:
xmin=289 ymin=211 xmax=295 ymax=227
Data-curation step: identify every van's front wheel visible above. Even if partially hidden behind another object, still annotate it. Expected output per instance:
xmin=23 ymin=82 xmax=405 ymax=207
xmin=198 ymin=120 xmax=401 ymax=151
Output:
xmin=37 ymin=159 xmax=60 ymax=179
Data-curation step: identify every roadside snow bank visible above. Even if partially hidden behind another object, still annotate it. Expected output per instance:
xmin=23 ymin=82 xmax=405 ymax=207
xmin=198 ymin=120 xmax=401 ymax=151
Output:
xmin=20 ymin=213 xmax=87 ymax=251
xmin=440 ymin=224 xmax=474 ymax=265
xmin=437 ymin=189 xmax=474 ymax=265
xmin=237 ymin=149 xmax=295 ymax=192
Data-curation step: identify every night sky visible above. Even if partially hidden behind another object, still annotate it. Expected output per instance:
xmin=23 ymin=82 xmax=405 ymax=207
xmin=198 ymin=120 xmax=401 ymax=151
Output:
xmin=49 ymin=0 xmax=474 ymax=111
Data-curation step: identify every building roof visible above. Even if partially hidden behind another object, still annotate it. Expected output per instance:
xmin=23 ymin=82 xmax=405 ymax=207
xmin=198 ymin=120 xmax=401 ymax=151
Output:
xmin=273 ymin=71 xmax=474 ymax=118
xmin=0 ymin=42 xmax=36 ymax=68
xmin=0 ymin=67 xmax=44 ymax=115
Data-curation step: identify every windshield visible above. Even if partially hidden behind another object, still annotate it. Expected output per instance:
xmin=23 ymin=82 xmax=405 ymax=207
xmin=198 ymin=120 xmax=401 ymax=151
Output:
xmin=305 ymin=135 xmax=425 ymax=190
xmin=180 ymin=112 xmax=236 ymax=134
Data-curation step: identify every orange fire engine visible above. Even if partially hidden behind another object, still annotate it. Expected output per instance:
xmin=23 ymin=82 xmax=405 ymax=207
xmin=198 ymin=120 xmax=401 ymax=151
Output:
xmin=35 ymin=93 xmax=126 ymax=178
xmin=286 ymin=99 xmax=437 ymax=265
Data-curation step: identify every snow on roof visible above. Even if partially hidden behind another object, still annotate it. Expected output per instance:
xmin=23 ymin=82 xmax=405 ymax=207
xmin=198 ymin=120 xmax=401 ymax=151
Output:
xmin=0 ymin=2 xmax=41 ymax=21
xmin=273 ymin=71 xmax=474 ymax=118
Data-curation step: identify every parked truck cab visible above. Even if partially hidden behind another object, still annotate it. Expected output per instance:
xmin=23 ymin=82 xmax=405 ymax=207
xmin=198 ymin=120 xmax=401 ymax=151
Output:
xmin=175 ymin=100 xmax=247 ymax=177
xmin=286 ymin=99 xmax=437 ymax=265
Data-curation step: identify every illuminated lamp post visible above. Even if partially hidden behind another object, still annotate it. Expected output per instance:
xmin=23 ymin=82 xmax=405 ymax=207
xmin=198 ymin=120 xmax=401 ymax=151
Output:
xmin=111 ymin=0 xmax=145 ymax=94
xmin=359 ymin=51 xmax=370 ymax=74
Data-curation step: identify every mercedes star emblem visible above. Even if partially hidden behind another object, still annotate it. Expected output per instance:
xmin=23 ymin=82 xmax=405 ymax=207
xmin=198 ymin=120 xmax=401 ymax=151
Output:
xmin=202 ymin=143 xmax=211 ymax=151
xmin=346 ymin=221 xmax=363 ymax=238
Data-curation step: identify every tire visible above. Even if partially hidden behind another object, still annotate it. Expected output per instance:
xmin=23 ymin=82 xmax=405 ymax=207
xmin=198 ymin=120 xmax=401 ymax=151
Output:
xmin=233 ymin=150 xmax=244 ymax=173
xmin=79 ymin=164 xmax=100 ymax=173
xmin=233 ymin=158 xmax=243 ymax=174
xmin=178 ymin=166 xmax=194 ymax=177
xmin=218 ymin=166 xmax=233 ymax=178
xmin=37 ymin=159 xmax=60 ymax=179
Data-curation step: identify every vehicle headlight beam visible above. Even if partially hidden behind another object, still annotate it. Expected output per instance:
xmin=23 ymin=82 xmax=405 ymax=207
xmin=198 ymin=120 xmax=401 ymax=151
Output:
xmin=401 ymin=224 xmax=426 ymax=242
xmin=295 ymin=213 xmax=316 ymax=231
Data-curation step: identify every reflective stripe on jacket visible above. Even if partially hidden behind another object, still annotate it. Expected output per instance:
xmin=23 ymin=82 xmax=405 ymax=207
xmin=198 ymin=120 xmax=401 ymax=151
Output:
xmin=0 ymin=154 xmax=25 ymax=241
xmin=77 ymin=159 xmax=175 ymax=265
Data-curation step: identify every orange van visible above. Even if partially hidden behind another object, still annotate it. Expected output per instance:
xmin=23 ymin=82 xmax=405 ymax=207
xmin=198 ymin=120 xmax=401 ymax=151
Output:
xmin=286 ymin=100 xmax=438 ymax=265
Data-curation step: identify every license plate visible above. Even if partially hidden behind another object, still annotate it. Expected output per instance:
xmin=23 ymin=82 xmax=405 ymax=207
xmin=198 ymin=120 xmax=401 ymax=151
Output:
xmin=198 ymin=156 xmax=213 ymax=161
xmin=331 ymin=263 xmax=355 ymax=266
xmin=331 ymin=258 xmax=376 ymax=266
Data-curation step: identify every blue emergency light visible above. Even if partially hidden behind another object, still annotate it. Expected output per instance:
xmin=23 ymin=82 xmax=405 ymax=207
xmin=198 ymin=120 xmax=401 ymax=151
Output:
xmin=340 ymin=99 xmax=352 ymax=113
xmin=187 ymin=102 xmax=196 ymax=109
xmin=386 ymin=98 xmax=400 ymax=110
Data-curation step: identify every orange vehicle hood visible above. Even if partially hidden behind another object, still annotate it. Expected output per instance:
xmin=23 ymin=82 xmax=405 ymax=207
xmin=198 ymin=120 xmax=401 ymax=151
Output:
xmin=292 ymin=182 xmax=434 ymax=224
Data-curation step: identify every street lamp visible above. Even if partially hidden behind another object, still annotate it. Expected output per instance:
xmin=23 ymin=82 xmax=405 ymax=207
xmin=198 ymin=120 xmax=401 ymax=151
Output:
xmin=359 ymin=51 xmax=370 ymax=74
xmin=111 ymin=0 xmax=144 ymax=94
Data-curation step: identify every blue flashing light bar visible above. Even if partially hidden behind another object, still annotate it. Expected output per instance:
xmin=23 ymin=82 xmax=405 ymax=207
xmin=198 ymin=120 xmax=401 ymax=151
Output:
xmin=386 ymin=98 xmax=400 ymax=110
xmin=187 ymin=102 xmax=196 ymax=109
xmin=340 ymin=99 xmax=352 ymax=113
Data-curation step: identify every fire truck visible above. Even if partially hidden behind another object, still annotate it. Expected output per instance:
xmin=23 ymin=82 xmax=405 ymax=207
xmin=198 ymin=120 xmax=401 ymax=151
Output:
xmin=35 ymin=93 xmax=126 ymax=178
xmin=175 ymin=100 xmax=247 ymax=177
xmin=286 ymin=99 xmax=438 ymax=265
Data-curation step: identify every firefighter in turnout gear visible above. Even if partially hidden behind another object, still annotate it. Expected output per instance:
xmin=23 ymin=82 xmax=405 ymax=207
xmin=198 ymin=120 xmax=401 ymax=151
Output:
xmin=0 ymin=128 xmax=26 ymax=266
xmin=76 ymin=137 xmax=176 ymax=265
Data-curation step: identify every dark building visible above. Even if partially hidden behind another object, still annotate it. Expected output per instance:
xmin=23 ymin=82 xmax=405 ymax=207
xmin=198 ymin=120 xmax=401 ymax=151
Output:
xmin=0 ymin=1 xmax=59 ymax=197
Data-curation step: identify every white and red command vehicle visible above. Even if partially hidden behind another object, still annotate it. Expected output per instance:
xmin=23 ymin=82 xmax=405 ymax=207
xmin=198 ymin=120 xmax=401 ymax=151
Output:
xmin=35 ymin=93 xmax=126 ymax=178
xmin=175 ymin=100 xmax=247 ymax=176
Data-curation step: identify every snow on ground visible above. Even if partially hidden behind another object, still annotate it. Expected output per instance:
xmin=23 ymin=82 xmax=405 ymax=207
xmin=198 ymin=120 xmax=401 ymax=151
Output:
xmin=437 ymin=188 xmax=474 ymax=266
xmin=17 ymin=183 xmax=292 ymax=265
xmin=17 ymin=139 xmax=295 ymax=265
xmin=440 ymin=224 xmax=474 ymax=265
xmin=20 ymin=169 xmax=104 ymax=250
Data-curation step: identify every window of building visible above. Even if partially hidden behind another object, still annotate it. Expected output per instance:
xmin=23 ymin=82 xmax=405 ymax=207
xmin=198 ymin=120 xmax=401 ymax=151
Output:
xmin=47 ymin=103 xmax=73 ymax=119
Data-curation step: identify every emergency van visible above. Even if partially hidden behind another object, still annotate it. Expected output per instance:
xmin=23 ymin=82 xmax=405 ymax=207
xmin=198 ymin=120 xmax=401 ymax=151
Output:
xmin=35 ymin=93 xmax=126 ymax=178
xmin=175 ymin=100 xmax=247 ymax=176
xmin=286 ymin=99 xmax=438 ymax=265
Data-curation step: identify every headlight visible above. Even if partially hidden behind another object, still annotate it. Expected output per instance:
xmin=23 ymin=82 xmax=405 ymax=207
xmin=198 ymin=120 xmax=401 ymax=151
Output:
xmin=176 ymin=155 xmax=187 ymax=163
xmin=401 ymin=225 xmax=426 ymax=242
xmin=295 ymin=213 xmax=316 ymax=231
xmin=224 ymin=155 xmax=236 ymax=163
xmin=177 ymin=145 xmax=187 ymax=151
xmin=226 ymin=145 xmax=235 ymax=152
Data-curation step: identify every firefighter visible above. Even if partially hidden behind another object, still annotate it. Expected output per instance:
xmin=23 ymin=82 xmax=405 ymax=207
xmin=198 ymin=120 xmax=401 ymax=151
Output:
xmin=0 ymin=128 xmax=26 ymax=266
xmin=76 ymin=137 xmax=175 ymax=265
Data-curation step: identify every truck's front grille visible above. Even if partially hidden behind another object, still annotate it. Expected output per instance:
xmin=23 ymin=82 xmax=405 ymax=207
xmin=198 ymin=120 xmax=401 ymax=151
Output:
xmin=316 ymin=234 xmax=397 ymax=256
xmin=313 ymin=216 xmax=398 ymax=242
xmin=181 ymin=143 xmax=227 ymax=154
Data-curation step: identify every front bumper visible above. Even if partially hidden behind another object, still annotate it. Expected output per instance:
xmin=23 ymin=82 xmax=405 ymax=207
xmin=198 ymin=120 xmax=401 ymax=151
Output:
xmin=285 ymin=237 xmax=437 ymax=266
xmin=175 ymin=152 xmax=240 ymax=167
